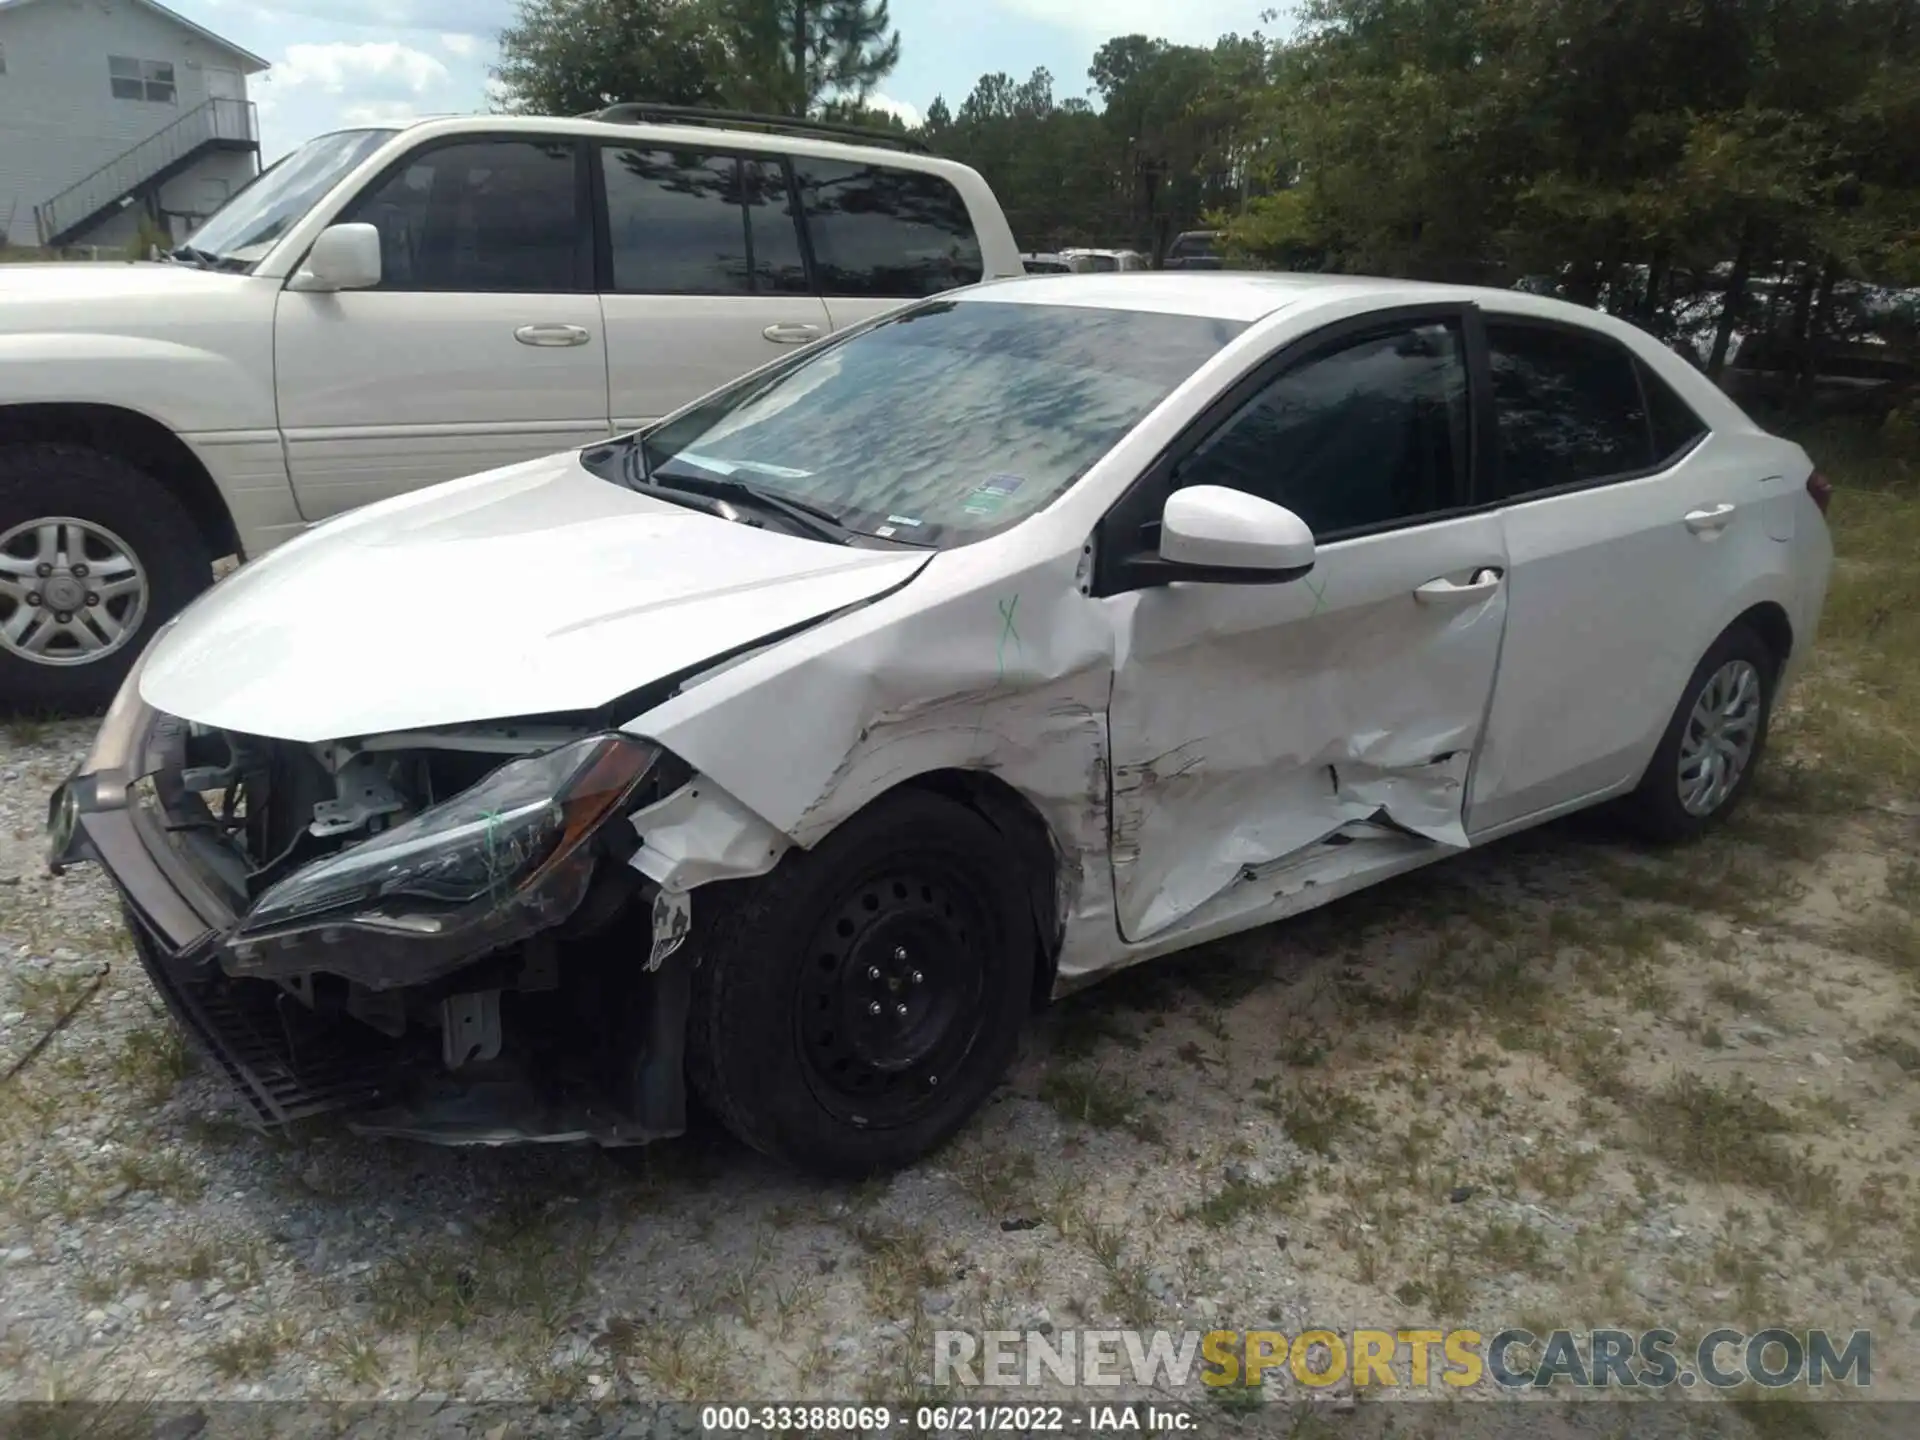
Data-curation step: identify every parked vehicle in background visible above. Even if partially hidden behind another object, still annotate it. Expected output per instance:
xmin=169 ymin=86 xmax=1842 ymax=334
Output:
xmin=1062 ymin=247 xmax=1147 ymax=272
xmin=52 ymin=272 xmax=1832 ymax=1176
xmin=1163 ymin=231 xmax=1223 ymax=270
xmin=1723 ymin=335 xmax=1918 ymax=420
xmin=0 ymin=105 xmax=1022 ymax=711
xmin=1021 ymin=252 xmax=1076 ymax=274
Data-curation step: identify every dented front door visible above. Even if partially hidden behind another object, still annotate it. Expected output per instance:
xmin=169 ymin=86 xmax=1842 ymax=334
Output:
xmin=1104 ymin=311 xmax=1510 ymax=943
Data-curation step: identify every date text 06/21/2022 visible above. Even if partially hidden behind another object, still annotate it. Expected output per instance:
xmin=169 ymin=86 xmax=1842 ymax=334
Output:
xmin=699 ymin=1403 xmax=1198 ymax=1433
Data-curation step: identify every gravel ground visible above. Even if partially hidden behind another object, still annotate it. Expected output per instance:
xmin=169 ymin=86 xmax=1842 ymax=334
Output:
xmin=3 ymin=709 xmax=1918 ymax=1436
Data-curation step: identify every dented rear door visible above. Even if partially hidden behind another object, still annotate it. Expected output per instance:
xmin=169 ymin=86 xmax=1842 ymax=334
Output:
xmin=1103 ymin=309 xmax=1510 ymax=944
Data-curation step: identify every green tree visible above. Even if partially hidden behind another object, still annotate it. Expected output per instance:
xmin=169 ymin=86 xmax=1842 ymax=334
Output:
xmin=717 ymin=0 xmax=902 ymax=116
xmin=492 ymin=0 xmax=728 ymax=114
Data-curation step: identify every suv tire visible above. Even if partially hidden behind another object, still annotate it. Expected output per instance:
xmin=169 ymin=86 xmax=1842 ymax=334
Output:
xmin=0 ymin=443 xmax=213 ymax=714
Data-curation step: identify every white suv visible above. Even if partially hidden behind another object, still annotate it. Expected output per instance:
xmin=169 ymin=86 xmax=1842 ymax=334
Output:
xmin=0 ymin=106 xmax=1022 ymax=709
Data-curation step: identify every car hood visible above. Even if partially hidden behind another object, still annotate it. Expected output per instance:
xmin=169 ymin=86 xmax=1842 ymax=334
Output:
xmin=138 ymin=451 xmax=933 ymax=741
xmin=0 ymin=260 xmax=258 ymax=306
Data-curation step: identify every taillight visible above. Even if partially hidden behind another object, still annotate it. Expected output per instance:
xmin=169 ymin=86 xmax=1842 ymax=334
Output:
xmin=1807 ymin=470 xmax=1833 ymax=515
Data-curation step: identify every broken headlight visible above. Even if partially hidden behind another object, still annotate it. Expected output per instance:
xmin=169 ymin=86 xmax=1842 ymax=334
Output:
xmin=235 ymin=733 xmax=659 ymax=944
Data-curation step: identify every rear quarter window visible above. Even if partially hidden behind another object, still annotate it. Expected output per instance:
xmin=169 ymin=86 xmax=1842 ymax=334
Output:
xmin=790 ymin=159 xmax=983 ymax=299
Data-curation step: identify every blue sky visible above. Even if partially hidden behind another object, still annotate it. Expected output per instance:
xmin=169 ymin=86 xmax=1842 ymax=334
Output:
xmin=178 ymin=0 xmax=1281 ymax=162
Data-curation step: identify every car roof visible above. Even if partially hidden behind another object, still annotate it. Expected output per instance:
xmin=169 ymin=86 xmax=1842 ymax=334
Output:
xmin=382 ymin=112 xmax=974 ymax=179
xmin=960 ymin=272 xmax=1444 ymax=322
xmin=958 ymin=271 xmax=1643 ymax=329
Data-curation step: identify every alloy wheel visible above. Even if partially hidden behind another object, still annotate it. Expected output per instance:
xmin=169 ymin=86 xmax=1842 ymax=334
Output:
xmin=0 ymin=516 xmax=149 ymax=667
xmin=1677 ymin=658 xmax=1763 ymax=816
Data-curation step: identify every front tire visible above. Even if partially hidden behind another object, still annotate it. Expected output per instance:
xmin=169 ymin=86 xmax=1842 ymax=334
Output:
xmin=1620 ymin=623 xmax=1776 ymax=842
xmin=686 ymin=789 xmax=1035 ymax=1177
xmin=0 ymin=443 xmax=213 ymax=714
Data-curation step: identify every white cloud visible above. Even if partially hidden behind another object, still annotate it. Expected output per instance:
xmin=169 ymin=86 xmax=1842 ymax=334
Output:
xmin=990 ymin=0 xmax=1275 ymax=43
xmin=274 ymin=41 xmax=451 ymax=96
xmin=340 ymin=100 xmax=427 ymax=125
xmin=865 ymin=93 xmax=922 ymax=127
xmin=439 ymin=32 xmax=482 ymax=58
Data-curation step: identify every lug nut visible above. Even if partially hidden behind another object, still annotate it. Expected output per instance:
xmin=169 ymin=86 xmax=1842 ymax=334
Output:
xmin=867 ymin=966 xmax=880 ymax=980
xmin=895 ymin=1003 xmax=908 ymax=1018
xmin=70 ymin=563 xmax=88 ymax=578
xmin=868 ymin=1001 xmax=882 ymax=1016
xmin=893 ymin=946 xmax=908 ymax=961
xmin=85 ymin=593 xmax=99 ymax=606
xmin=928 ymin=1074 xmax=938 ymax=1087
xmin=911 ymin=971 xmax=924 ymax=985
xmin=54 ymin=611 xmax=71 ymax=623
xmin=25 ymin=592 xmax=40 ymax=607
xmin=35 ymin=562 xmax=52 ymax=578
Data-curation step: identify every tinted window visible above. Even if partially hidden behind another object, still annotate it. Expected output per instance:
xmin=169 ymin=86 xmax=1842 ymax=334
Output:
xmin=615 ymin=301 xmax=1245 ymax=546
xmin=791 ymin=160 xmax=983 ymax=298
xmin=600 ymin=148 xmax=806 ymax=295
xmin=1487 ymin=321 xmax=1653 ymax=496
xmin=344 ymin=140 xmax=582 ymax=293
xmin=1640 ymin=359 xmax=1709 ymax=465
xmin=1176 ymin=322 xmax=1470 ymax=536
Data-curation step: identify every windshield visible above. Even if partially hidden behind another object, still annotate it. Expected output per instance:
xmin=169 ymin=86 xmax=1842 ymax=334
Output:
xmin=606 ymin=300 xmax=1247 ymax=547
xmin=1084 ymin=254 xmax=1120 ymax=272
xmin=184 ymin=128 xmax=398 ymax=268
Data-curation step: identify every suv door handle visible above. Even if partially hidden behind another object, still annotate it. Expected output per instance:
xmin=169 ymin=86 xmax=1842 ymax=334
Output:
xmin=1685 ymin=503 xmax=1736 ymax=534
xmin=514 ymin=324 xmax=591 ymax=347
xmin=763 ymin=322 xmax=823 ymax=344
xmin=1414 ymin=568 xmax=1504 ymax=606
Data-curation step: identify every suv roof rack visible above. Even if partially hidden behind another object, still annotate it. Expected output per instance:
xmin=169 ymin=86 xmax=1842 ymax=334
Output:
xmin=580 ymin=103 xmax=930 ymax=154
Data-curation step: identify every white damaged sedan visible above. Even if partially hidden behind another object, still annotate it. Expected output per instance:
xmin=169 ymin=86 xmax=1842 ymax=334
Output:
xmin=48 ymin=273 xmax=1833 ymax=1174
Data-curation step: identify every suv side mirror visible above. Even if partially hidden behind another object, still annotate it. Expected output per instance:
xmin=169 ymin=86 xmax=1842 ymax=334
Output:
xmin=1154 ymin=485 xmax=1315 ymax=583
xmin=289 ymin=223 xmax=382 ymax=292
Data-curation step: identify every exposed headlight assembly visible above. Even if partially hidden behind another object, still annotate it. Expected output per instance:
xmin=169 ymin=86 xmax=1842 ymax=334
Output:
xmin=224 ymin=733 xmax=660 ymax=985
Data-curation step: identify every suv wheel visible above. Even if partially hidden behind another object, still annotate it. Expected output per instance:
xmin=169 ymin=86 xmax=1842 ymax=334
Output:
xmin=0 ymin=443 xmax=213 ymax=714
xmin=686 ymin=789 xmax=1034 ymax=1177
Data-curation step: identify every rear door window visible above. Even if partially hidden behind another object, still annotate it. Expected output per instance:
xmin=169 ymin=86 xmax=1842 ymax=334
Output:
xmin=789 ymin=159 xmax=983 ymax=298
xmin=1485 ymin=320 xmax=1656 ymax=498
xmin=598 ymin=147 xmax=808 ymax=295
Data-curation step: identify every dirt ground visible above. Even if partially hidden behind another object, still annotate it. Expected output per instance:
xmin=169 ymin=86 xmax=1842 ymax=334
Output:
xmin=2 ymin=431 xmax=1917 ymax=1437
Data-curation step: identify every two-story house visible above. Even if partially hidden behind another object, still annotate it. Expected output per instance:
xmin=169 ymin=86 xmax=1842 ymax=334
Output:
xmin=0 ymin=0 xmax=266 ymax=250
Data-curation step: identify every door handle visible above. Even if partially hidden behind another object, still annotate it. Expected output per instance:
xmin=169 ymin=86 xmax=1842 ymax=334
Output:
xmin=1414 ymin=568 xmax=1503 ymax=606
xmin=763 ymin=322 xmax=823 ymax=344
xmin=514 ymin=324 xmax=591 ymax=347
xmin=1685 ymin=503 xmax=1736 ymax=534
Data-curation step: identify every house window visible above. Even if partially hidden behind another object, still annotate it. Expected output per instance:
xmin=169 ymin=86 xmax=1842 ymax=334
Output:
xmin=109 ymin=56 xmax=176 ymax=104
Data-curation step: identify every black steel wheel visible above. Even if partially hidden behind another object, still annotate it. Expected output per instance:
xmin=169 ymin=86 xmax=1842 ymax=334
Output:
xmin=686 ymin=788 xmax=1035 ymax=1176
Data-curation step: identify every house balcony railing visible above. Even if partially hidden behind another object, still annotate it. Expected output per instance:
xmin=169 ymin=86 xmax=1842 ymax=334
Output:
xmin=35 ymin=97 xmax=258 ymax=246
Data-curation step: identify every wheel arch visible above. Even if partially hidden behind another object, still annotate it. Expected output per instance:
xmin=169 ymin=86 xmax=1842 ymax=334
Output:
xmin=874 ymin=767 xmax=1066 ymax=1012
xmin=0 ymin=403 xmax=241 ymax=561
xmin=1730 ymin=599 xmax=1794 ymax=678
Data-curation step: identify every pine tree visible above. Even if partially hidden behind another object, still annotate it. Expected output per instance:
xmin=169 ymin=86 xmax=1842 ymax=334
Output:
xmin=717 ymin=0 xmax=902 ymax=117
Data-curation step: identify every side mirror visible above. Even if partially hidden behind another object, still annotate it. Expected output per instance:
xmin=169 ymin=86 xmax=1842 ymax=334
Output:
xmin=288 ymin=223 xmax=382 ymax=292
xmin=1155 ymin=485 xmax=1315 ymax=583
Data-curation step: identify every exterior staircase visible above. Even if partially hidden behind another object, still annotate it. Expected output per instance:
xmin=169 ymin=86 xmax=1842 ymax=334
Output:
xmin=35 ymin=97 xmax=259 ymax=248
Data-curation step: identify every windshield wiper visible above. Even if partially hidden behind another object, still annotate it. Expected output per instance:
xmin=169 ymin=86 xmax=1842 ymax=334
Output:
xmin=165 ymin=245 xmax=216 ymax=269
xmin=653 ymin=468 xmax=855 ymax=544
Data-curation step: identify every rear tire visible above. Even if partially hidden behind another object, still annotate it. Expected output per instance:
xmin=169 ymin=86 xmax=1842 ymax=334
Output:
xmin=1619 ymin=623 xmax=1777 ymax=843
xmin=686 ymin=789 xmax=1034 ymax=1177
xmin=0 ymin=443 xmax=213 ymax=715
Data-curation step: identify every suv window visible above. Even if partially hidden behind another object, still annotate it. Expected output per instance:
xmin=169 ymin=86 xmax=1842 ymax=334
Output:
xmin=600 ymin=147 xmax=807 ymax=295
xmin=1486 ymin=320 xmax=1655 ymax=497
xmin=790 ymin=159 xmax=983 ymax=298
xmin=1174 ymin=321 xmax=1470 ymax=537
xmin=343 ymin=139 xmax=584 ymax=293
xmin=1640 ymin=359 xmax=1709 ymax=466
